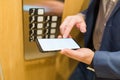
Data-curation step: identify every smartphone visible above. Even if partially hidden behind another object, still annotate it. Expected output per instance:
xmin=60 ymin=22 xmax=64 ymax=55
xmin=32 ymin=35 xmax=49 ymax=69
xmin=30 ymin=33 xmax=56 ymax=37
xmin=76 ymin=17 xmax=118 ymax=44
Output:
xmin=36 ymin=38 xmax=80 ymax=52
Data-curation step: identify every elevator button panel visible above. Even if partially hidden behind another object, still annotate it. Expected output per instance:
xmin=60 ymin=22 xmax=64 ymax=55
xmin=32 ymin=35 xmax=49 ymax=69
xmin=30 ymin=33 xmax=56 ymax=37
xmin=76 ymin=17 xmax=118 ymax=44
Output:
xmin=29 ymin=8 xmax=61 ymax=42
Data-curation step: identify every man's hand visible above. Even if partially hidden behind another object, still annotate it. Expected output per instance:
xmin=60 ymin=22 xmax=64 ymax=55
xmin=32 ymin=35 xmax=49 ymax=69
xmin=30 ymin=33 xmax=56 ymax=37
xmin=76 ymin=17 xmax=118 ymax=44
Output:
xmin=59 ymin=14 xmax=86 ymax=38
xmin=60 ymin=48 xmax=94 ymax=65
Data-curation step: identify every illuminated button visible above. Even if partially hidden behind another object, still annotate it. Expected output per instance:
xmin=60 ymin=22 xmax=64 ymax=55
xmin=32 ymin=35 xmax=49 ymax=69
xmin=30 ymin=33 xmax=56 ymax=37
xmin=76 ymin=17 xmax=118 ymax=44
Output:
xmin=51 ymin=23 xmax=57 ymax=28
xmin=50 ymin=35 xmax=55 ymax=38
xmin=38 ymin=9 xmax=44 ymax=15
xmin=37 ymin=16 xmax=44 ymax=22
xmin=52 ymin=16 xmax=58 ymax=21
xmin=37 ymin=36 xmax=42 ymax=39
xmin=37 ymin=23 xmax=43 ymax=28
xmin=37 ymin=30 xmax=42 ymax=35
xmin=51 ymin=29 xmax=56 ymax=33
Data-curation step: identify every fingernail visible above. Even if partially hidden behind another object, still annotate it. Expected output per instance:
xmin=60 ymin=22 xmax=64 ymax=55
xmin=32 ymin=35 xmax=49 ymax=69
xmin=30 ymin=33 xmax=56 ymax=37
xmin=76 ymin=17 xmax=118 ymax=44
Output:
xmin=81 ymin=29 xmax=86 ymax=33
xmin=63 ymin=35 xmax=67 ymax=38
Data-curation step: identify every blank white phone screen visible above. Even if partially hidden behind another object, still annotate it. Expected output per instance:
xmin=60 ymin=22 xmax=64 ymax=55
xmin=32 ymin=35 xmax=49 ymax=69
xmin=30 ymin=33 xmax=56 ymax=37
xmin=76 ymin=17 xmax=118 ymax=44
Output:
xmin=37 ymin=38 xmax=80 ymax=51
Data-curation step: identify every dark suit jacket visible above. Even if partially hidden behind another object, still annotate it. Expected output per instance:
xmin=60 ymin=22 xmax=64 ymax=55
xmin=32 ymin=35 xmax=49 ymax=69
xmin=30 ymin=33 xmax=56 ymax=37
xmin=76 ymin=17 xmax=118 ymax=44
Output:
xmin=84 ymin=0 xmax=120 ymax=79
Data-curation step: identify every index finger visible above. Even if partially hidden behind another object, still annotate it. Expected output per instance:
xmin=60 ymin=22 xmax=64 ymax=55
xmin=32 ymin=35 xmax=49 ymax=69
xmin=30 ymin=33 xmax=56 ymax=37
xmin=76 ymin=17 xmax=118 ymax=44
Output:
xmin=59 ymin=17 xmax=71 ymax=36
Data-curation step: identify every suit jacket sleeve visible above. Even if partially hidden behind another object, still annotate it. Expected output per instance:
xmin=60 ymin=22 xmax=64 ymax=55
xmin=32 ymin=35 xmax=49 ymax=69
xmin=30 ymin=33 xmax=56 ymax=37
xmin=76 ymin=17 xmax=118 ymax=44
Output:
xmin=93 ymin=51 xmax=120 ymax=79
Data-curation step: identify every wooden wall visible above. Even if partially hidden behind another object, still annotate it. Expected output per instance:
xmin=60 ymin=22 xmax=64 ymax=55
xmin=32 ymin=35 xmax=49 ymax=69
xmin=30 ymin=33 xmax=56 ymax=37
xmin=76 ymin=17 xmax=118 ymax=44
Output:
xmin=0 ymin=0 xmax=25 ymax=80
